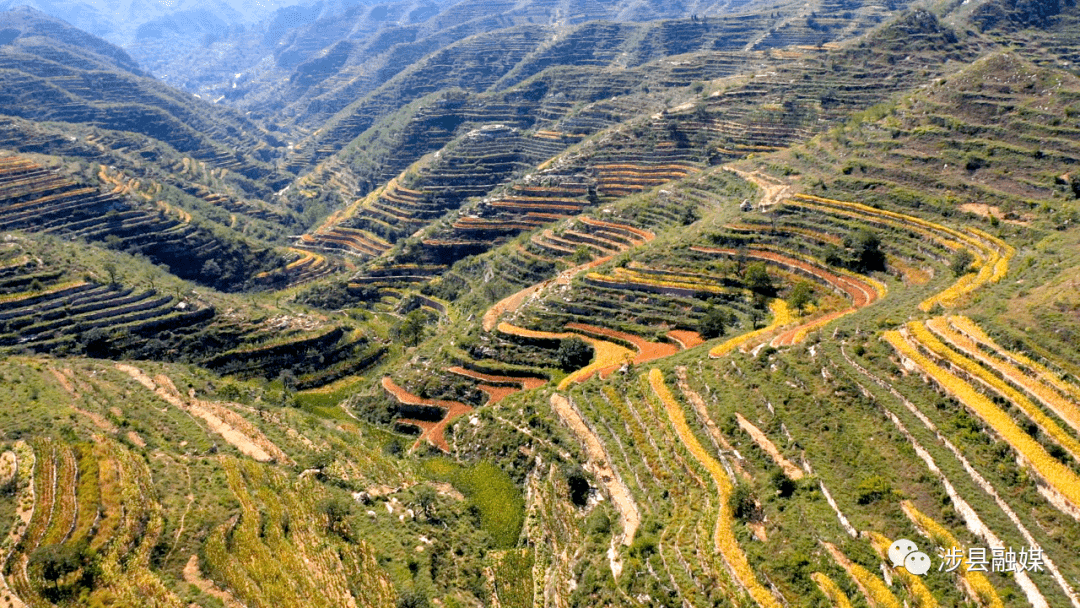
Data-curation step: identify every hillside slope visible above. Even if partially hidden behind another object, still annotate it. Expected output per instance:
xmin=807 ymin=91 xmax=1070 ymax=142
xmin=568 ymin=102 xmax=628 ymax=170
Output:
xmin=2 ymin=1 xmax=1080 ymax=607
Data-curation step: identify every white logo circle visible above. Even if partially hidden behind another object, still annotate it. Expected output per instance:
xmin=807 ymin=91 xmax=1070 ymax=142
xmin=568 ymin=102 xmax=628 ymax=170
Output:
xmin=904 ymin=551 xmax=932 ymax=576
xmin=887 ymin=538 xmax=919 ymax=568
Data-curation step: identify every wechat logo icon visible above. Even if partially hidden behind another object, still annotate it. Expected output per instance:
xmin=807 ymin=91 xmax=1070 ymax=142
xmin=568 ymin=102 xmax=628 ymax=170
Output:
xmin=888 ymin=539 xmax=932 ymax=576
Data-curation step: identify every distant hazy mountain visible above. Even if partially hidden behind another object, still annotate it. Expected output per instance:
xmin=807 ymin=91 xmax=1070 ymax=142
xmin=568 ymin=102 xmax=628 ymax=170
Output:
xmin=0 ymin=0 xmax=330 ymax=46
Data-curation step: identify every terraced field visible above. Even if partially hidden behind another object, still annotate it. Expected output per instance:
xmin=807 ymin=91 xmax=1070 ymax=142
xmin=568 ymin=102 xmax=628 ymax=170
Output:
xmin=4 ymin=1 xmax=1080 ymax=607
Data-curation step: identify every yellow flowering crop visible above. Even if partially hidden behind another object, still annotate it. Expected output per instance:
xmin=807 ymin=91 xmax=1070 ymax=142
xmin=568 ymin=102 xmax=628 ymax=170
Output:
xmin=823 ymin=541 xmax=902 ymax=608
xmin=900 ymin=501 xmax=1003 ymax=608
xmin=812 ymin=572 xmax=854 ymax=608
xmin=709 ymin=299 xmax=794 ymax=358
xmin=650 ymin=369 xmax=783 ymax=608
xmin=867 ymin=531 xmax=938 ymax=608
xmin=916 ymin=320 xmax=1080 ymax=462
xmin=886 ymin=330 xmax=1080 ymax=511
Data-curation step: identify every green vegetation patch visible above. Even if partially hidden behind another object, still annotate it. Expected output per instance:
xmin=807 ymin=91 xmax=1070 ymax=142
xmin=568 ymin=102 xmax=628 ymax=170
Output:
xmin=422 ymin=458 xmax=525 ymax=548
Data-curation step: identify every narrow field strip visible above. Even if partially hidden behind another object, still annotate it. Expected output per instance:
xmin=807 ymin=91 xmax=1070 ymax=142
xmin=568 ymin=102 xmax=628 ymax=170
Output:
xmin=822 ymin=542 xmax=902 ymax=608
xmin=866 ymin=531 xmax=939 ymax=608
xmin=495 ymin=321 xmax=634 ymax=389
xmin=933 ymin=317 xmax=1080 ymax=436
xmin=734 ymin=413 xmax=803 ymax=480
xmin=690 ymin=244 xmax=882 ymax=348
xmin=885 ymin=330 xmax=1080 ymax=515
xmin=708 ymin=299 xmax=795 ymax=358
xmin=0 ymin=443 xmax=34 ymax=608
xmin=381 ymin=377 xmax=472 ymax=451
xmin=840 ymin=346 xmax=1080 ymax=608
xmin=901 ymin=501 xmax=1005 ymax=608
xmin=115 ymin=363 xmax=288 ymax=463
xmin=857 ymin=374 xmax=1046 ymax=608
xmin=674 ymin=366 xmax=749 ymax=481
xmin=650 ymin=369 xmax=784 ymax=608
xmin=812 ymin=572 xmax=854 ymax=608
xmin=949 ymin=316 xmax=1080 ymax=403
xmin=565 ymin=322 xmax=680 ymax=364
xmin=784 ymin=194 xmax=1012 ymax=310
xmin=915 ymin=319 xmax=1080 ymax=462
xmin=549 ymin=394 xmax=640 ymax=567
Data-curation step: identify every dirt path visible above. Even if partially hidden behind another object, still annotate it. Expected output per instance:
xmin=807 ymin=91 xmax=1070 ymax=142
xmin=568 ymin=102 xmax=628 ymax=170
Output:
xmin=674 ymin=367 xmax=749 ymax=481
xmin=726 ymin=167 xmax=793 ymax=209
xmin=565 ymin=323 xmax=679 ymax=364
xmin=549 ymin=394 xmax=640 ymax=555
xmin=184 ymin=555 xmax=248 ymax=608
xmin=114 ymin=364 xmax=287 ymax=464
xmin=444 ymin=366 xmax=548 ymax=390
xmin=50 ymin=367 xmax=117 ymax=432
xmin=734 ymin=413 xmax=804 ymax=480
xmin=445 ymin=366 xmax=547 ymax=405
xmin=667 ymin=330 xmax=704 ymax=349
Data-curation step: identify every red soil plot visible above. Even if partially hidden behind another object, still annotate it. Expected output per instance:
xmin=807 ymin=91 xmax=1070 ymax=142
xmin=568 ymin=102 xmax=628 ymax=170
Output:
xmin=445 ymin=366 xmax=547 ymax=390
xmin=381 ymin=377 xmax=473 ymax=452
xmin=565 ymin=322 xmax=680 ymax=364
xmin=667 ymin=329 xmax=705 ymax=349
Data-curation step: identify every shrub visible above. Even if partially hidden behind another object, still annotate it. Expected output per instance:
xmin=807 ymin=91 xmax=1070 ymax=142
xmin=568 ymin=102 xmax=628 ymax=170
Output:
xmin=729 ymin=482 xmax=758 ymax=521
xmin=563 ymin=464 xmax=590 ymax=506
xmin=787 ymin=281 xmax=814 ymax=314
xmin=557 ymin=338 xmax=593 ymax=372
xmin=397 ymin=589 xmax=431 ymax=608
xmin=772 ymin=471 xmax=797 ymax=498
xmin=950 ymin=249 xmax=974 ymax=277
xmin=395 ymin=310 xmax=428 ymax=347
xmin=571 ymin=246 xmax=593 ymax=264
xmin=850 ymin=229 xmax=886 ymax=272
xmin=855 ymin=475 xmax=892 ymax=505
xmin=699 ymin=306 xmax=728 ymax=339
xmin=744 ymin=262 xmax=774 ymax=295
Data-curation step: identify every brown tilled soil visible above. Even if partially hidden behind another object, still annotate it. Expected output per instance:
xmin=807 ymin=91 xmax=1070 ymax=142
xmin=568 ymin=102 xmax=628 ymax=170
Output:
xmin=735 ymin=413 xmax=804 ymax=480
xmin=550 ymin=395 xmax=640 ymax=545
xmin=114 ymin=364 xmax=289 ymax=464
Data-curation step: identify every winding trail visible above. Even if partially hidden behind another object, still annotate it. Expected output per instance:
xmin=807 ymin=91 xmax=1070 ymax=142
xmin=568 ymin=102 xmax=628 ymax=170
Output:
xmin=726 ymin=168 xmax=793 ymax=209
xmin=184 ymin=555 xmax=249 ymax=608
